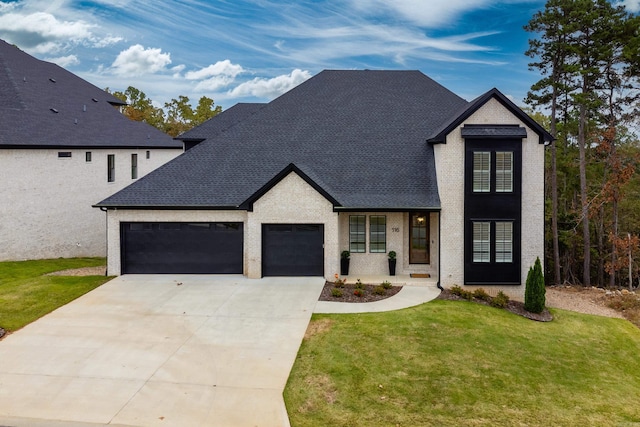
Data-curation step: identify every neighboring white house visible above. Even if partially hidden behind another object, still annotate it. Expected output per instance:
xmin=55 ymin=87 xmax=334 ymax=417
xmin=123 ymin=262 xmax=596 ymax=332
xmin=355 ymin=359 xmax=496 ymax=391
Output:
xmin=96 ymin=70 xmax=552 ymax=298
xmin=0 ymin=40 xmax=183 ymax=261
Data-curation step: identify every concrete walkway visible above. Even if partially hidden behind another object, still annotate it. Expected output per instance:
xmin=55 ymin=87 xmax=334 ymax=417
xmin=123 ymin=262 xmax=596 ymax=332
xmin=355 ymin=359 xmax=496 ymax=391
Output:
xmin=315 ymin=275 xmax=441 ymax=314
xmin=0 ymin=275 xmax=440 ymax=427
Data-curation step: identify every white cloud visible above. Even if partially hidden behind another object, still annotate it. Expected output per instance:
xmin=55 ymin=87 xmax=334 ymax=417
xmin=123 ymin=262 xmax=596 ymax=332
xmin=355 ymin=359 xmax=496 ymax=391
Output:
xmin=348 ymin=0 xmax=531 ymax=28
xmin=46 ymin=54 xmax=80 ymax=67
xmin=92 ymin=35 xmax=124 ymax=48
xmin=619 ymin=0 xmax=640 ymax=12
xmin=0 ymin=10 xmax=93 ymax=53
xmin=185 ymin=60 xmax=246 ymax=91
xmin=185 ymin=60 xmax=244 ymax=80
xmin=230 ymin=69 xmax=312 ymax=99
xmin=111 ymin=44 xmax=172 ymax=76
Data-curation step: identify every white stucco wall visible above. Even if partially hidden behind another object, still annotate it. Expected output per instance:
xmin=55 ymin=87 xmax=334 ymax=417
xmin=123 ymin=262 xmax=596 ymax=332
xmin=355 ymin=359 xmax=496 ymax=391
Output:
xmin=0 ymin=147 xmax=181 ymax=261
xmin=337 ymin=212 xmax=439 ymax=278
xmin=248 ymin=172 xmax=339 ymax=279
xmin=434 ymin=98 xmax=545 ymax=299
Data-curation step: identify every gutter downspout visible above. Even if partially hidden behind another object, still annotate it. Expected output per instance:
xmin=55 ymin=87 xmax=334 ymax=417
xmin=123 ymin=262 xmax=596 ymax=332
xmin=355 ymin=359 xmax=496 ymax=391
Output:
xmin=99 ymin=207 xmax=108 ymax=276
xmin=437 ymin=210 xmax=444 ymax=291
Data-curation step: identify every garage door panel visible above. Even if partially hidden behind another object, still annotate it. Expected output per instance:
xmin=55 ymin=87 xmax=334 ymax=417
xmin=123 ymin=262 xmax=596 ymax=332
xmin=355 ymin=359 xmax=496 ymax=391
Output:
xmin=262 ymin=224 xmax=324 ymax=277
xmin=121 ymin=222 xmax=243 ymax=274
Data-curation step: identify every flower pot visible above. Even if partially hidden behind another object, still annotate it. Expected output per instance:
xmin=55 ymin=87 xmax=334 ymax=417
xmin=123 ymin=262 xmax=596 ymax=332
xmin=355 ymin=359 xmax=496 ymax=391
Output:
xmin=341 ymin=258 xmax=350 ymax=276
xmin=388 ymin=259 xmax=396 ymax=276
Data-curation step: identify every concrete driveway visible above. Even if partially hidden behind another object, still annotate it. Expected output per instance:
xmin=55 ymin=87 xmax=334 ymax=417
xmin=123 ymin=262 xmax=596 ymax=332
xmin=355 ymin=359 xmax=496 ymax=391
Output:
xmin=0 ymin=275 xmax=325 ymax=427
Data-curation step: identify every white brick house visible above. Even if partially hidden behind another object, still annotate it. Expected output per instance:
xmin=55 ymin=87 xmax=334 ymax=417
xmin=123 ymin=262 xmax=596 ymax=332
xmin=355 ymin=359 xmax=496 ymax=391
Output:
xmin=0 ymin=40 xmax=183 ymax=261
xmin=97 ymin=70 xmax=552 ymax=298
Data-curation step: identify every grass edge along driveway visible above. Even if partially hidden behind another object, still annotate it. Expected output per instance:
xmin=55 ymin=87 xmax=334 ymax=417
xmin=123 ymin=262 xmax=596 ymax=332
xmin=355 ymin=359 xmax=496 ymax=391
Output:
xmin=0 ymin=258 xmax=111 ymax=332
xmin=285 ymin=300 xmax=640 ymax=427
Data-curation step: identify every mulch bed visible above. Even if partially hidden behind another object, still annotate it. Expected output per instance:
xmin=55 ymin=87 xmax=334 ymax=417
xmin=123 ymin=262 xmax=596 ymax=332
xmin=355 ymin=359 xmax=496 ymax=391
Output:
xmin=436 ymin=288 xmax=553 ymax=322
xmin=319 ymin=281 xmax=402 ymax=303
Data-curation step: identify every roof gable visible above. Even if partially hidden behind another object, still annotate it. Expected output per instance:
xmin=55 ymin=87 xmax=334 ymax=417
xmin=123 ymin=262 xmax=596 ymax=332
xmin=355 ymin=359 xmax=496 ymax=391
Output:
xmin=427 ymin=88 xmax=553 ymax=145
xmin=241 ymin=163 xmax=341 ymax=211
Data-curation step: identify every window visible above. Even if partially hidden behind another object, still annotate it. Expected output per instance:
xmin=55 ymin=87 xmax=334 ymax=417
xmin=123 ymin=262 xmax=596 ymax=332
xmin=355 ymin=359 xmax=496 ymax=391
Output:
xmin=107 ymin=154 xmax=115 ymax=182
xmin=370 ymin=216 xmax=386 ymax=253
xmin=57 ymin=151 xmax=72 ymax=158
xmin=473 ymin=152 xmax=491 ymax=192
xmin=349 ymin=215 xmax=366 ymax=253
xmin=472 ymin=222 xmax=491 ymax=263
xmin=495 ymin=222 xmax=513 ymax=263
xmin=410 ymin=212 xmax=430 ymax=264
xmin=131 ymin=153 xmax=138 ymax=179
xmin=146 ymin=150 xmax=150 ymax=159
xmin=85 ymin=152 xmax=92 ymax=162
xmin=496 ymin=152 xmax=513 ymax=192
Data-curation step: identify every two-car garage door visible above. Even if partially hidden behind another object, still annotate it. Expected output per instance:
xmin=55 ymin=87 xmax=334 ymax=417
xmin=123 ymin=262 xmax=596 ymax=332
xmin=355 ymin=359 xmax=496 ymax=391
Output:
xmin=121 ymin=222 xmax=244 ymax=274
xmin=120 ymin=222 xmax=324 ymax=276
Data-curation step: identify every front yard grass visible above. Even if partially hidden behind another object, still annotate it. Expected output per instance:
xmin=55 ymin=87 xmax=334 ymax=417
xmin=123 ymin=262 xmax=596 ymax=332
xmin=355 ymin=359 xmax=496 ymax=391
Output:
xmin=0 ymin=258 xmax=111 ymax=332
xmin=285 ymin=299 xmax=640 ymax=427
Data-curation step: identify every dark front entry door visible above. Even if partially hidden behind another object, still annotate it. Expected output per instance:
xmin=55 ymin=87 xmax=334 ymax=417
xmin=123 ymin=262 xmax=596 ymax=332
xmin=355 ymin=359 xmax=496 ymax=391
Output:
xmin=262 ymin=224 xmax=324 ymax=276
xmin=121 ymin=222 xmax=243 ymax=274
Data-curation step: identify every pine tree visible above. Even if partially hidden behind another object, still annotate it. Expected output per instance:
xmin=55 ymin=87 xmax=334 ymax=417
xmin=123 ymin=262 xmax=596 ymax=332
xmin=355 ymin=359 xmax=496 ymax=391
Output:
xmin=525 ymin=257 xmax=546 ymax=314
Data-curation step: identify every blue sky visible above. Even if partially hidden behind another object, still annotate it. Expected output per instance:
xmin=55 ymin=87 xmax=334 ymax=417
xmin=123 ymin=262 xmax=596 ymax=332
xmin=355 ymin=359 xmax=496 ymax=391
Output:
xmin=1 ymin=0 xmax=638 ymax=110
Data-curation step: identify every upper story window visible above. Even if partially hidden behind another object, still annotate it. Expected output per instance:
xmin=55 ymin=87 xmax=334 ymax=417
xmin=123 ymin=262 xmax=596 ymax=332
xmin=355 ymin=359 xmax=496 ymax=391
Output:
xmin=473 ymin=152 xmax=490 ymax=192
xmin=146 ymin=150 xmax=150 ymax=159
xmin=472 ymin=151 xmax=514 ymax=193
xmin=131 ymin=153 xmax=138 ymax=179
xmin=369 ymin=215 xmax=386 ymax=253
xmin=107 ymin=154 xmax=115 ymax=182
xmin=349 ymin=215 xmax=366 ymax=253
xmin=496 ymin=152 xmax=513 ymax=192
xmin=57 ymin=151 xmax=72 ymax=158
xmin=85 ymin=152 xmax=92 ymax=162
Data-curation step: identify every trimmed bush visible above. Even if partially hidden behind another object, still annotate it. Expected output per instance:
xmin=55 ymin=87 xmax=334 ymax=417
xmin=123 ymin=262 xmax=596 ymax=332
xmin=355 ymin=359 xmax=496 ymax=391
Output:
xmin=524 ymin=257 xmax=546 ymax=314
xmin=490 ymin=291 xmax=510 ymax=308
xmin=331 ymin=288 xmax=343 ymax=298
xmin=373 ymin=285 xmax=386 ymax=296
xmin=473 ymin=288 xmax=492 ymax=302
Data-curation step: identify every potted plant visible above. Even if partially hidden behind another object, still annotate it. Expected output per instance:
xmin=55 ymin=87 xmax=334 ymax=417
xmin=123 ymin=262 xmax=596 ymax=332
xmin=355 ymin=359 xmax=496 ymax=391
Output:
xmin=388 ymin=251 xmax=397 ymax=276
xmin=340 ymin=250 xmax=350 ymax=275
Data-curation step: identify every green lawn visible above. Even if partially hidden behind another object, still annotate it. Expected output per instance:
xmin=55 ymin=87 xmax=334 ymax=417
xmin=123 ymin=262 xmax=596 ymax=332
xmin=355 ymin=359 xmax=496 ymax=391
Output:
xmin=0 ymin=258 xmax=112 ymax=332
xmin=285 ymin=300 xmax=640 ymax=427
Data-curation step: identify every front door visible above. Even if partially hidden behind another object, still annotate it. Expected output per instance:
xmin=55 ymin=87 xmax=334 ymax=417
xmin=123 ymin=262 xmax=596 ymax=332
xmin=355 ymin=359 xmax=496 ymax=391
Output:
xmin=410 ymin=212 xmax=430 ymax=264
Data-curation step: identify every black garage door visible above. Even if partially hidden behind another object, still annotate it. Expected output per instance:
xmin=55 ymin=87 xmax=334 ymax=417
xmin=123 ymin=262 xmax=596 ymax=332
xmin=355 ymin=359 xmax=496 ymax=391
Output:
xmin=121 ymin=222 xmax=243 ymax=274
xmin=262 ymin=224 xmax=324 ymax=276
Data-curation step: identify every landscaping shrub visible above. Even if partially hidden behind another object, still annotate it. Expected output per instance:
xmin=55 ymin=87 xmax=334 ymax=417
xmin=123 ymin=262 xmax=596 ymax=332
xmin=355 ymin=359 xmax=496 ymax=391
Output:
xmin=381 ymin=280 xmax=392 ymax=290
xmin=355 ymin=279 xmax=364 ymax=289
xmin=331 ymin=288 xmax=343 ymax=298
xmin=524 ymin=257 xmax=546 ymax=313
xmin=473 ymin=288 xmax=492 ymax=302
xmin=334 ymin=274 xmax=347 ymax=288
xmin=354 ymin=289 xmax=365 ymax=297
xmin=373 ymin=285 xmax=386 ymax=296
xmin=491 ymin=291 xmax=510 ymax=308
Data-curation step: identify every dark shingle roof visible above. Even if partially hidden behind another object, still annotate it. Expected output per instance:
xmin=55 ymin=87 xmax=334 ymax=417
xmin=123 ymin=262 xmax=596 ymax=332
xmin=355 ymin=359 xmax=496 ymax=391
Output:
xmin=177 ymin=103 xmax=266 ymax=141
xmin=97 ymin=70 xmax=471 ymax=210
xmin=0 ymin=40 xmax=181 ymax=149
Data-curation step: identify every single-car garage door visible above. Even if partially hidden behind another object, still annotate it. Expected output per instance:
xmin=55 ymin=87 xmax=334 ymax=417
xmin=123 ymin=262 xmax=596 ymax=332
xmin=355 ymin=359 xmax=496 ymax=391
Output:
xmin=262 ymin=224 xmax=324 ymax=276
xmin=121 ymin=222 xmax=243 ymax=274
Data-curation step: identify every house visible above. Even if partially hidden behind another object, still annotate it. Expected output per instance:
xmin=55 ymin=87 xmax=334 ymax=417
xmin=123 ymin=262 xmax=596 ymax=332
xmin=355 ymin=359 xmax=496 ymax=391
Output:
xmin=0 ymin=40 xmax=183 ymax=261
xmin=95 ymin=70 xmax=552 ymax=297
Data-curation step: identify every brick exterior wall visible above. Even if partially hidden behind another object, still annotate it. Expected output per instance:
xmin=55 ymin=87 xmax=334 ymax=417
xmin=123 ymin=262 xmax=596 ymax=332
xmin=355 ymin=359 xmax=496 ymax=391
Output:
xmin=434 ymin=98 xmax=545 ymax=299
xmin=0 ymin=148 xmax=181 ymax=261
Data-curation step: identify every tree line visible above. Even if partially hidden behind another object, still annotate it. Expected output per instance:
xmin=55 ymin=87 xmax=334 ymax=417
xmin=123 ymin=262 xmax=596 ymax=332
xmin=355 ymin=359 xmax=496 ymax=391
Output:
xmin=107 ymin=86 xmax=222 ymax=137
xmin=525 ymin=0 xmax=640 ymax=288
